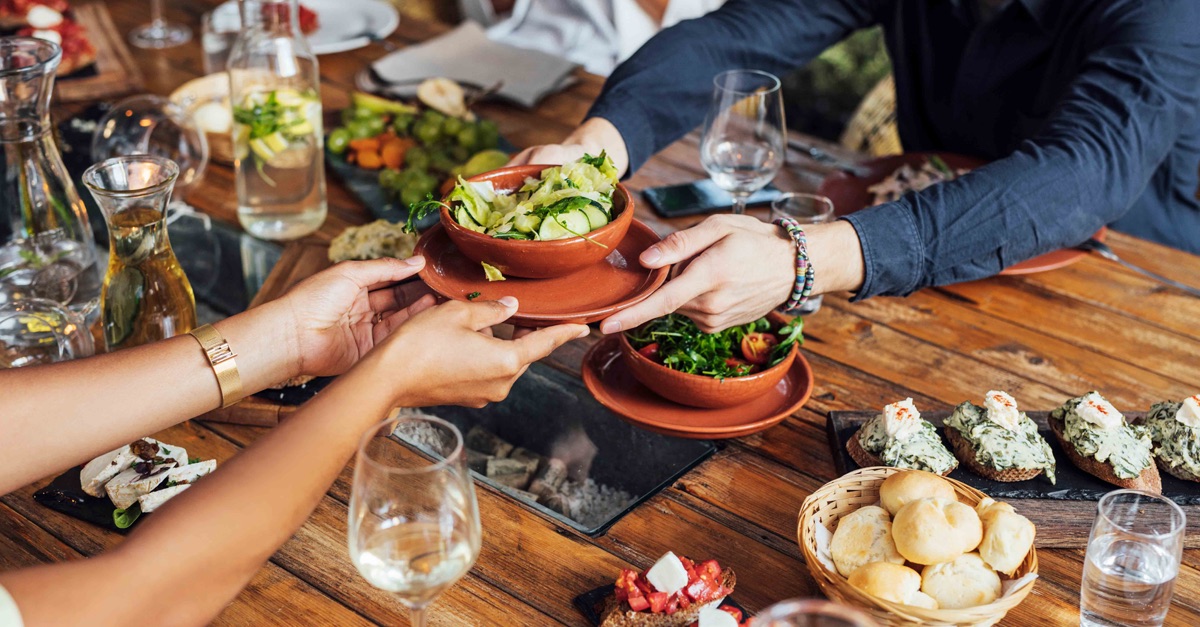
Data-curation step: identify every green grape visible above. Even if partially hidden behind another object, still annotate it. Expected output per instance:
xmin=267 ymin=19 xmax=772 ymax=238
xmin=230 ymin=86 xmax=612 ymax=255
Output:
xmin=364 ymin=116 xmax=387 ymax=136
xmin=405 ymin=146 xmax=431 ymax=171
xmin=400 ymin=186 xmax=427 ymax=208
xmin=347 ymin=120 xmax=375 ymax=139
xmin=441 ymin=116 xmax=464 ymax=136
xmin=455 ymin=126 xmax=479 ymax=150
xmin=354 ymin=107 xmax=378 ymax=121
xmin=327 ymin=128 xmax=351 ymax=155
xmin=414 ymin=121 xmax=441 ymax=146
xmin=378 ymin=168 xmax=402 ymax=189
xmin=477 ymin=120 xmax=500 ymax=149
xmin=340 ymin=108 xmax=358 ymax=125
xmin=430 ymin=152 xmax=458 ymax=174
xmin=421 ymin=109 xmax=445 ymax=126
xmin=448 ymin=145 xmax=469 ymax=162
xmin=391 ymin=113 xmax=414 ymax=135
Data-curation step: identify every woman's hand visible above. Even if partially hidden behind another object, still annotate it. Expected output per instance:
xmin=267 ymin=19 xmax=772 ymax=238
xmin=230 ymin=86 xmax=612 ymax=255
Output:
xmin=508 ymin=118 xmax=631 ymax=175
xmin=269 ymin=257 xmax=434 ymax=378
xmin=367 ymin=297 xmax=589 ymax=408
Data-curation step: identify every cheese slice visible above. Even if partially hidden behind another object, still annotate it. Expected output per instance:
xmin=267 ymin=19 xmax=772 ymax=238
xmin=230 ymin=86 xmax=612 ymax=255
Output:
xmin=26 ymin=5 xmax=63 ymax=28
xmin=165 ymin=460 xmax=217 ymax=485
xmin=104 ymin=463 xmax=177 ymax=510
xmin=80 ymin=446 xmax=138 ymax=497
xmin=138 ymin=484 xmax=191 ymax=513
xmin=1175 ymin=395 xmax=1200 ymax=429
xmin=1077 ymin=392 xmax=1123 ymax=431
xmin=698 ymin=606 xmax=738 ymax=627
xmin=883 ymin=398 xmax=921 ymax=441
xmin=984 ymin=390 xmax=1021 ymax=432
xmin=645 ymin=551 xmax=688 ymax=596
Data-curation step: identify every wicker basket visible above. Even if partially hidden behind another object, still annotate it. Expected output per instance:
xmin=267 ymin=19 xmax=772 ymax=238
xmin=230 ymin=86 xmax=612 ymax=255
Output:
xmin=797 ymin=467 xmax=1038 ymax=627
xmin=839 ymin=74 xmax=903 ymax=157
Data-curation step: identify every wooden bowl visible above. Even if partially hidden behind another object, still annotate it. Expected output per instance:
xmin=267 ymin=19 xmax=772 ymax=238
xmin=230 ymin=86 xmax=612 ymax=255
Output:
xmin=439 ymin=164 xmax=634 ymax=279
xmin=169 ymin=72 xmax=234 ymax=166
xmin=797 ymin=467 xmax=1039 ymax=627
xmin=618 ymin=312 xmax=799 ymax=409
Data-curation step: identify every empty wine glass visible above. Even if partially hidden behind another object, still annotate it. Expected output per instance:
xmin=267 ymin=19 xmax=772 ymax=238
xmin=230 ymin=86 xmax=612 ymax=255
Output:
xmin=92 ymin=95 xmax=209 ymax=202
xmin=754 ymin=598 xmax=880 ymax=626
xmin=129 ymin=0 xmax=192 ymax=49
xmin=700 ymin=69 xmax=786 ymax=215
xmin=349 ymin=414 xmax=482 ymax=627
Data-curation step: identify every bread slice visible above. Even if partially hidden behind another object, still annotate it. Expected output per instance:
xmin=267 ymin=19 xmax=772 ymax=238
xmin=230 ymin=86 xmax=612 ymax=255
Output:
xmin=944 ymin=427 xmax=1043 ymax=482
xmin=598 ymin=569 xmax=736 ymax=627
xmin=847 ymin=428 xmax=955 ymax=477
xmin=1047 ymin=414 xmax=1161 ymax=493
xmin=1156 ymin=457 xmax=1200 ymax=483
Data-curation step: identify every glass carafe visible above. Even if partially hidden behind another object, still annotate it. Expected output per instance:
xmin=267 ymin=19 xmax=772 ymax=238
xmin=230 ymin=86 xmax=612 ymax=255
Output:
xmin=0 ymin=38 xmax=101 ymax=319
xmin=227 ymin=0 xmax=327 ymax=241
xmin=82 ymin=156 xmax=196 ymax=351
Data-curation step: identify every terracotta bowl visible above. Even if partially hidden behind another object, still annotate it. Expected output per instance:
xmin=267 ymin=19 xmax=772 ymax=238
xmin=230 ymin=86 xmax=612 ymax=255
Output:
xmin=439 ymin=164 xmax=634 ymax=279
xmin=618 ymin=313 xmax=800 ymax=409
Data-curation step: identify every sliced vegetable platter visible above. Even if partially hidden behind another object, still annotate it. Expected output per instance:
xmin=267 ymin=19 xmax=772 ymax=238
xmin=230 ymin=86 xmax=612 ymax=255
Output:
xmin=325 ymin=89 xmax=515 ymax=225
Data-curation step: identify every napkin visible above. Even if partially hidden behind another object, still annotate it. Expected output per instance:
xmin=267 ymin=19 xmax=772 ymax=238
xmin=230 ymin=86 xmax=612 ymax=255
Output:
xmin=367 ymin=21 xmax=578 ymax=107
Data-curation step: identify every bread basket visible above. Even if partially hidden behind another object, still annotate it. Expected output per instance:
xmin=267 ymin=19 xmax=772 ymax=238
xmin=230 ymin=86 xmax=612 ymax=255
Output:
xmin=797 ymin=467 xmax=1038 ymax=627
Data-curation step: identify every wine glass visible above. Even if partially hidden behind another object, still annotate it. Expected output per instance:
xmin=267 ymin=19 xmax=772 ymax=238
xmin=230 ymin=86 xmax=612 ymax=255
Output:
xmin=349 ymin=414 xmax=482 ymax=627
xmin=754 ymin=598 xmax=880 ymax=626
xmin=700 ymin=69 xmax=786 ymax=215
xmin=129 ymin=0 xmax=192 ymax=49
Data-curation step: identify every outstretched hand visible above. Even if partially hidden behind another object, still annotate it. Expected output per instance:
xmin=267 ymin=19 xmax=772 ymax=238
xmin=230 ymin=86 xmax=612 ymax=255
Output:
xmin=599 ymin=215 xmax=796 ymax=334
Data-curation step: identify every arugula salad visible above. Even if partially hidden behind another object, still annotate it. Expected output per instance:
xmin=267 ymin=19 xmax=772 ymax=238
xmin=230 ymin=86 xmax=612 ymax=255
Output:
xmin=407 ymin=152 xmax=620 ymax=241
xmin=626 ymin=314 xmax=803 ymax=378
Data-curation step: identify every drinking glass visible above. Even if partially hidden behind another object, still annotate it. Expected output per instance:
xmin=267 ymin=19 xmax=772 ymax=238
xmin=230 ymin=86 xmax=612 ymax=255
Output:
xmin=349 ymin=415 xmax=482 ymax=627
xmin=92 ymin=95 xmax=209 ymax=203
xmin=700 ymin=70 xmax=786 ymax=215
xmin=201 ymin=3 xmax=243 ymax=75
xmin=754 ymin=599 xmax=880 ymax=626
xmin=1081 ymin=490 xmax=1186 ymax=627
xmin=129 ymin=0 xmax=192 ymax=49
xmin=770 ymin=193 xmax=835 ymax=315
xmin=0 ymin=298 xmax=94 ymax=368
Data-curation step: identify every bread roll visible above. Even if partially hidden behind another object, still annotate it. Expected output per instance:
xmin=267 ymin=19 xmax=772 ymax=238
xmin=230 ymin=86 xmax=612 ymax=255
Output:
xmin=976 ymin=497 xmax=1036 ymax=576
xmin=908 ymin=591 xmax=939 ymax=610
xmin=921 ymin=552 xmax=1002 ymax=609
xmin=830 ymin=506 xmax=905 ymax=577
xmin=848 ymin=563 xmax=927 ymax=606
xmin=892 ymin=497 xmax=982 ymax=565
xmin=879 ymin=470 xmax=957 ymax=515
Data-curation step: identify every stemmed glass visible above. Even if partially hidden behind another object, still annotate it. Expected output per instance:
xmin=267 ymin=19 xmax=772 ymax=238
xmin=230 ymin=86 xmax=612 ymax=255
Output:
xmin=129 ymin=0 xmax=192 ymax=49
xmin=349 ymin=414 xmax=482 ymax=627
xmin=1080 ymin=490 xmax=1185 ymax=627
xmin=700 ymin=69 xmax=787 ymax=215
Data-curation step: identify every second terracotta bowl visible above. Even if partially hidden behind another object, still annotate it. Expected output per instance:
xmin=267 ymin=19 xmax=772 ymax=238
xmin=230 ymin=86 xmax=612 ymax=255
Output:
xmin=618 ymin=313 xmax=799 ymax=409
xmin=439 ymin=164 xmax=635 ymax=279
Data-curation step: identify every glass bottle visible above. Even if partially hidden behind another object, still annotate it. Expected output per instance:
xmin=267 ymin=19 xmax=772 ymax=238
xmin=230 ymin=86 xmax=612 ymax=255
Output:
xmin=0 ymin=37 xmax=102 ymax=320
xmin=82 ymin=156 xmax=196 ymax=351
xmin=227 ymin=0 xmax=327 ymax=241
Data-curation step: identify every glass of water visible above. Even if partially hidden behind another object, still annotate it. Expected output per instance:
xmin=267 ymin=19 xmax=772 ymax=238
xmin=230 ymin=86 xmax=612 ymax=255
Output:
xmin=201 ymin=3 xmax=243 ymax=75
xmin=700 ymin=69 xmax=786 ymax=215
xmin=1081 ymin=490 xmax=1186 ymax=627
xmin=754 ymin=598 xmax=879 ymax=626
xmin=770 ymin=193 xmax=835 ymax=315
xmin=349 ymin=414 xmax=482 ymax=627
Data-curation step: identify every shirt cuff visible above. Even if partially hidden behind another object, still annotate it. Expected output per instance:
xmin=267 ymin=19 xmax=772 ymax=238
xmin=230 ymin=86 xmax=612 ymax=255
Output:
xmin=841 ymin=199 xmax=925 ymax=300
xmin=586 ymin=95 xmax=656 ymax=176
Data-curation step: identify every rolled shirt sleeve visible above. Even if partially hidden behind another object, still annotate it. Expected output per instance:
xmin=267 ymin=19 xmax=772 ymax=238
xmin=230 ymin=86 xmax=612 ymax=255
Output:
xmin=587 ymin=0 xmax=882 ymax=173
xmin=848 ymin=0 xmax=1200 ymax=298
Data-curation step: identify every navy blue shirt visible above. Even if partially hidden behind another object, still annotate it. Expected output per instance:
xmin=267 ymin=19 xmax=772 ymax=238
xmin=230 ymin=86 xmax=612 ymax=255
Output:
xmin=588 ymin=0 xmax=1200 ymax=298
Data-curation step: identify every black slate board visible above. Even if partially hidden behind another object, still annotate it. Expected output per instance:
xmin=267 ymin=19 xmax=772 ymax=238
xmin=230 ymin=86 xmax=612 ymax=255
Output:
xmin=828 ymin=411 xmax=1200 ymax=505
xmin=33 ymin=467 xmax=130 ymax=534
xmin=575 ymin=584 xmax=747 ymax=626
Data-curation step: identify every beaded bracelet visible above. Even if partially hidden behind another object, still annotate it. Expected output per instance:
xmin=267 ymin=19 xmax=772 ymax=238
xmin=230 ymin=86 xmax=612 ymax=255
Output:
xmin=773 ymin=217 xmax=816 ymax=311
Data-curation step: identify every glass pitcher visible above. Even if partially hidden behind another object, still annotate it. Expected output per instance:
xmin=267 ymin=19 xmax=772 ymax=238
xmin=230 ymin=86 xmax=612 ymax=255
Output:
xmin=227 ymin=0 xmax=327 ymax=241
xmin=82 ymin=156 xmax=196 ymax=351
xmin=0 ymin=297 xmax=94 ymax=368
xmin=0 ymin=37 xmax=101 ymax=319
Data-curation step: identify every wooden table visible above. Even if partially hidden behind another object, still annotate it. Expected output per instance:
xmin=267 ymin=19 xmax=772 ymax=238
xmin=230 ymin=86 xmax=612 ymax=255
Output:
xmin=7 ymin=1 xmax=1200 ymax=625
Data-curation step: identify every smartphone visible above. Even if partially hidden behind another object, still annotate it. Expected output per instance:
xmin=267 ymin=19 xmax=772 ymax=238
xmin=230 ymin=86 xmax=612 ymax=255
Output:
xmin=642 ymin=180 xmax=784 ymax=218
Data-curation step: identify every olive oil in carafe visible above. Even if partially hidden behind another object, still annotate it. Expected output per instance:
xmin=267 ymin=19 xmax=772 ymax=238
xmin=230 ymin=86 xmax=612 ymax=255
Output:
xmin=101 ymin=206 xmax=196 ymax=350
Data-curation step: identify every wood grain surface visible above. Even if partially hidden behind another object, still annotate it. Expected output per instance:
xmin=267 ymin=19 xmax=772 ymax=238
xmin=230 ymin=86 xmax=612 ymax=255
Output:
xmin=54 ymin=2 xmax=144 ymax=102
xmin=8 ymin=1 xmax=1200 ymax=625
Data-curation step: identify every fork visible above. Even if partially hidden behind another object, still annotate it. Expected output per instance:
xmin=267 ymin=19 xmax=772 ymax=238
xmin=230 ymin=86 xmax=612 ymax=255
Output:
xmin=1077 ymin=238 xmax=1200 ymax=297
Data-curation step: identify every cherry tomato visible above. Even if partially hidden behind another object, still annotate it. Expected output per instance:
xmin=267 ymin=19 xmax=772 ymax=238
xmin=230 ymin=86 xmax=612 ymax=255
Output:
xmin=637 ymin=342 xmax=660 ymax=360
xmin=647 ymin=592 xmax=670 ymax=613
xmin=740 ymin=332 xmax=779 ymax=365
xmin=724 ymin=358 xmax=758 ymax=374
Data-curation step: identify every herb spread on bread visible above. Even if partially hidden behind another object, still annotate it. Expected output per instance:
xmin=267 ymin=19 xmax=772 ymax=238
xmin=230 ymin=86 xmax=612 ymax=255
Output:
xmin=1052 ymin=392 xmax=1152 ymax=480
xmin=858 ymin=399 xmax=957 ymax=475
xmin=1144 ymin=395 xmax=1200 ymax=480
xmin=945 ymin=392 xmax=1056 ymax=483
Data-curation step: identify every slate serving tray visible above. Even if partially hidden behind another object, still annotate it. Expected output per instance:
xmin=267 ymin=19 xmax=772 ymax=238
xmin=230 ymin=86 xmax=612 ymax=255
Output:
xmin=828 ymin=411 xmax=1200 ymax=547
xmin=33 ymin=467 xmax=132 ymax=534
xmin=575 ymin=584 xmax=746 ymax=626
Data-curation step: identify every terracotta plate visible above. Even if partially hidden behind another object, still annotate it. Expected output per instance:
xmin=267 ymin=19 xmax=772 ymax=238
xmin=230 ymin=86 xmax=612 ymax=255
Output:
xmin=415 ymin=219 xmax=670 ymax=326
xmin=581 ymin=336 xmax=815 ymax=439
xmin=817 ymin=152 xmax=1106 ymax=275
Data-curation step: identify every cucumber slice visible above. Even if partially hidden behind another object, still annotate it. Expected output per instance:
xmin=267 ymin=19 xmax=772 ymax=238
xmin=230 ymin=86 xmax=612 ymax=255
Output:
xmin=248 ymin=138 xmax=276 ymax=162
xmin=537 ymin=209 xmax=591 ymax=240
xmin=455 ymin=206 xmax=484 ymax=232
xmin=582 ymin=205 xmax=609 ymax=230
xmin=285 ymin=120 xmax=315 ymax=137
xmin=263 ymin=132 xmax=290 ymax=153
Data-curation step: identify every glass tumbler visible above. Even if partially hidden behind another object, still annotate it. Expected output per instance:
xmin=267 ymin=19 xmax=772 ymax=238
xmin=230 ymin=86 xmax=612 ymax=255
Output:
xmin=1080 ymin=490 xmax=1186 ymax=627
xmin=770 ymin=193 xmax=835 ymax=315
